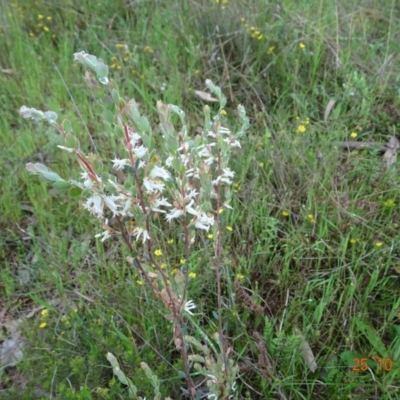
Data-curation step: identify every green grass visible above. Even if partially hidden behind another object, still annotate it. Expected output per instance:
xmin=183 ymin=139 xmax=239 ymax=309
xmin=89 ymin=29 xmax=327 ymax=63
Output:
xmin=1 ymin=0 xmax=400 ymax=399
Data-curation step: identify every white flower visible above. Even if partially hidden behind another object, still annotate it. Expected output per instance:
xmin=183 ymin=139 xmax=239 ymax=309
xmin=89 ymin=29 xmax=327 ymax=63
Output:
xmin=151 ymin=197 xmax=172 ymax=213
xmin=193 ymin=212 xmax=214 ymax=231
xmin=207 ymin=130 xmax=216 ymax=138
xmin=112 ymin=158 xmax=129 ymax=170
xmin=133 ymin=226 xmax=150 ymax=242
xmin=219 ymin=126 xmax=231 ymax=135
xmin=80 ymin=172 xmax=94 ymax=188
xmin=150 ymin=165 xmax=171 ymax=181
xmin=133 ymin=145 xmax=147 ymax=159
xmin=84 ymin=195 xmax=103 ymax=217
xmin=95 ymin=229 xmax=112 ymax=242
xmin=212 ymin=168 xmax=235 ymax=185
xmin=120 ymin=199 xmax=132 ymax=216
xmin=165 ymin=208 xmax=184 ymax=222
xmin=184 ymin=300 xmax=196 ymax=315
xmin=143 ymin=178 xmax=165 ymax=193
xmin=129 ymin=131 xmax=142 ymax=146
xmin=103 ymin=195 xmax=120 ymax=217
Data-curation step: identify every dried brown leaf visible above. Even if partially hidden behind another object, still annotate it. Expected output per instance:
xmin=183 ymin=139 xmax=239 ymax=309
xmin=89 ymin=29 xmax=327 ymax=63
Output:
xmin=295 ymin=328 xmax=317 ymax=372
xmin=194 ymin=90 xmax=218 ymax=102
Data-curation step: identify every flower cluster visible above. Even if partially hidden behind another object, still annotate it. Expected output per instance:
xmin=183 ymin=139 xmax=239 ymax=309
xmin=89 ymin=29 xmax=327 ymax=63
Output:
xmin=295 ymin=116 xmax=310 ymax=134
xmin=240 ymin=18 xmax=264 ymax=41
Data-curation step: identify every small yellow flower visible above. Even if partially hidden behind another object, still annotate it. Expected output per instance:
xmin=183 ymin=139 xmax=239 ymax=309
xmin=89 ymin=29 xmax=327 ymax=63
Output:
xmin=375 ymin=242 xmax=383 ymax=248
xmin=37 ymin=14 xmax=44 ymax=20
xmin=43 ymin=26 xmax=49 ymax=32
xmin=180 ymin=259 xmax=186 ymax=265
xmin=207 ymin=233 xmax=213 ymax=239
xmin=282 ymin=211 xmax=290 ymax=217
xmin=226 ymin=226 xmax=233 ymax=232
xmin=171 ymin=268 xmax=178 ymax=275
xmin=349 ymin=238 xmax=356 ymax=244
xmin=350 ymin=132 xmax=358 ymax=139
xmin=218 ymin=208 xmax=224 ymax=214
xmin=154 ymin=249 xmax=162 ymax=256
xmin=383 ymin=199 xmax=395 ymax=207
xmin=115 ymin=43 xmax=126 ymax=48
xmin=46 ymin=16 xmax=52 ymax=21
xmin=41 ymin=309 xmax=48 ymax=317
xmin=29 ymin=32 xmax=34 ymax=37
xmin=236 ymin=273 xmax=245 ymax=281
xmin=39 ymin=322 xmax=47 ymax=329
xmin=307 ymin=214 xmax=316 ymax=223
xmin=250 ymin=26 xmax=256 ymax=31
xmin=296 ymin=124 xmax=306 ymax=133
xmin=195 ymin=69 xmax=200 ymax=75
xmin=189 ymin=272 xmax=197 ymax=278
xmin=167 ymin=239 xmax=174 ymax=244
xmin=160 ymin=263 xmax=167 ymax=269
xmin=136 ymin=280 xmax=143 ymax=285
xmin=240 ymin=17 xmax=245 ymax=23
xmin=220 ymin=109 xmax=227 ymax=116
xmin=259 ymin=162 xmax=264 ymax=167
xmin=257 ymin=34 xmax=263 ymax=40
xmin=299 ymin=42 xmax=306 ymax=49
xmin=267 ymin=46 xmax=275 ymax=54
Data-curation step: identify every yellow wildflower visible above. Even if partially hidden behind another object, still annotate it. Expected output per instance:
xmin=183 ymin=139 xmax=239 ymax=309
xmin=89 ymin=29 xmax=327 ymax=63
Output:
xmin=236 ymin=273 xmax=245 ymax=281
xmin=41 ymin=309 xmax=48 ymax=317
xmin=267 ymin=46 xmax=275 ymax=54
xmin=296 ymin=124 xmax=306 ymax=133
xmin=226 ymin=226 xmax=233 ymax=232
xmin=282 ymin=211 xmax=290 ymax=217
xmin=299 ymin=42 xmax=306 ymax=49
xmin=375 ymin=242 xmax=383 ymax=248
xmin=349 ymin=238 xmax=356 ymax=244
xmin=189 ymin=272 xmax=197 ymax=278
xmin=383 ymin=199 xmax=395 ymax=208
xmin=350 ymin=132 xmax=358 ymax=139
xmin=39 ymin=322 xmax=47 ymax=329
xmin=154 ymin=249 xmax=162 ymax=256
xmin=220 ymin=109 xmax=227 ymax=116
xmin=207 ymin=233 xmax=213 ymax=239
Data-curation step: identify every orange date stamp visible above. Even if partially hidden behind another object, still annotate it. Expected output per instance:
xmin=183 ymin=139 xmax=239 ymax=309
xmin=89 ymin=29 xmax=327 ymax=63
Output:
xmin=352 ymin=357 xmax=394 ymax=372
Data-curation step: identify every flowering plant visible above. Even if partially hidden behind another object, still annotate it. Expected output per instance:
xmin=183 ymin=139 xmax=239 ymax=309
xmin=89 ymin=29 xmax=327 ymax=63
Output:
xmin=21 ymin=51 xmax=249 ymax=399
